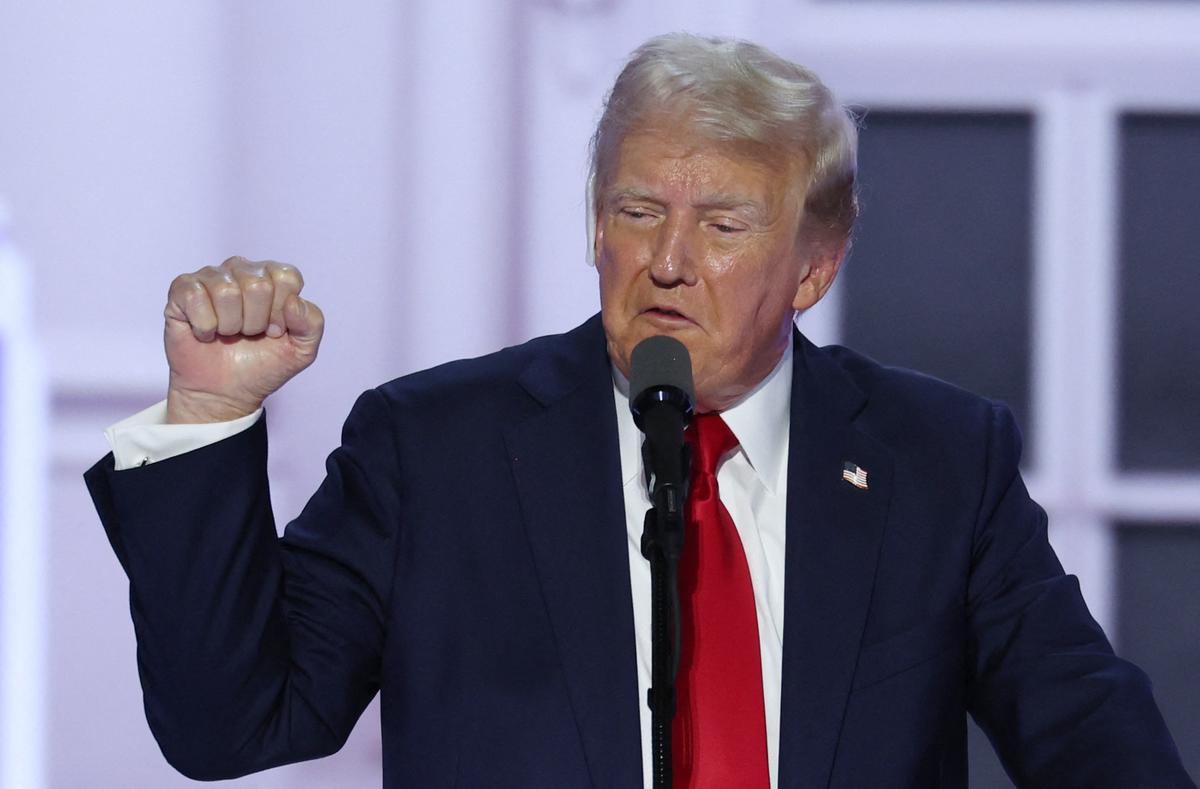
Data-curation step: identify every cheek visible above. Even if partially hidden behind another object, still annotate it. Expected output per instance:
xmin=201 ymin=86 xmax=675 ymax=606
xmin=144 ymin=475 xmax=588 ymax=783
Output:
xmin=596 ymin=262 xmax=618 ymax=306
xmin=700 ymin=250 xmax=769 ymax=310
xmin=605 ymin=228 xmax=647 ymax=263
xmin=598 ymin=236 xmax=646 ymax=289
xmin=701 ymin=231 xmax=782 ymax=280
xmin=699 ymin=244 xmax=741 ymax=277
xmin=706 ymin=257 xmax=797 ymax=330
xmin=596 ymin=253 xmax=638 ymax=322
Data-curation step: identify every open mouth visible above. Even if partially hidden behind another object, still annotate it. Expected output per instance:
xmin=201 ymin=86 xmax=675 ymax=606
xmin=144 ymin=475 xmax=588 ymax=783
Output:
xmin=640 ymin=306 xmax=695 ymax=329
xmin=644 ymin=307 xmax=688 ymax=320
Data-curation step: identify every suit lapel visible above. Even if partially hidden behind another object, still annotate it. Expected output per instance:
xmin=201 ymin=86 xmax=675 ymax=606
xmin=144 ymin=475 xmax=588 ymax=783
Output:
xmin=503 ymin=317 xmax=643 ymax=789
xmin=502 ymin=318 xmax=893 ymax=788
xmin=777 ymin=334 xmax=894 ymax=789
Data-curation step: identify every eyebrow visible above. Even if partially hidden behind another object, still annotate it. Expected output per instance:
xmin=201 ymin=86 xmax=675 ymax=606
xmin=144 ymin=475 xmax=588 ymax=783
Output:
xmin=606 ymin=187 xmax=660 ymax=204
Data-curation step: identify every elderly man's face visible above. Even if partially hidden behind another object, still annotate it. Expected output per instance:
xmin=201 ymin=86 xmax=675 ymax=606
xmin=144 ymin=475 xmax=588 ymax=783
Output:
xmin=595 ymin=118 xmax=841 ymax=412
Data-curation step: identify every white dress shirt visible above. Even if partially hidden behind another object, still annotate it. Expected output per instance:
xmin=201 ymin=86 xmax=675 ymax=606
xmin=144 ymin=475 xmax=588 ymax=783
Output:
xmin=615 ymin=341 xmax=792 ymax=789
xmin=105 ymin=339 xmax=793 ymax=788
xmin=105 ymin=400 xmax=263 ymax=471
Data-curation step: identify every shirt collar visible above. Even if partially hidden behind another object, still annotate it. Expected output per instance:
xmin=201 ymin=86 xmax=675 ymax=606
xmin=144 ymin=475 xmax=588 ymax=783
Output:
xmin=612 ymin=333 xmax=794 ymax=494
xmin=717 ymin=335 xmax=793 ymax=494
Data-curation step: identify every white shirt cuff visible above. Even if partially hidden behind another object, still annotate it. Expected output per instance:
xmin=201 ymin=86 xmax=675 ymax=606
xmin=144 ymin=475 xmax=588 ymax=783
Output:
xmin=104 ymin=400 xmax=264 ymax=471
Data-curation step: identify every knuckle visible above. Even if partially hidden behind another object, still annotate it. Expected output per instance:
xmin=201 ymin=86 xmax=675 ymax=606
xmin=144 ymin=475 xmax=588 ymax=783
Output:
xmin=242 ymin=277 xmax=273 ymax=297
xmin=177 ymin=279 xmax=209 ymax=305
xmin=270 ymin=263 xmax=304 ymax=289
xmin=168 ymin=273 xmax=198 ymax=295
xmin=209 ymin=281 xmax=241 ymax=304
xmin=199 ymin=265 xmax=237 ymax=287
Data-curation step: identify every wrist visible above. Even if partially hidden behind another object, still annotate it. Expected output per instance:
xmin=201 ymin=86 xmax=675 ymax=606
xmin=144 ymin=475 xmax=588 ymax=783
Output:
xmin=165 ymin=386 xmax=262 ymax=424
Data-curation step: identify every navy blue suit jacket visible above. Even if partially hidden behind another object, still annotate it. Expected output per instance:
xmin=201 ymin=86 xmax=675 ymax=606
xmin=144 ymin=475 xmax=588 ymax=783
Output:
xmin=85 ymin=315 xmax=1190 ymax=788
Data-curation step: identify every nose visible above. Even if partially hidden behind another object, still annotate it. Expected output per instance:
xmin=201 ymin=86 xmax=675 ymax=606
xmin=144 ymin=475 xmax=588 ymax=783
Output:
xmin=648 ymin=215 xmax=698 ymax=287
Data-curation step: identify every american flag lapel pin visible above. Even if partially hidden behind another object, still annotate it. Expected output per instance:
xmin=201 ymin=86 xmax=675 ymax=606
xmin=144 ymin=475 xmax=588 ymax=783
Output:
xmin=842 ymin=461 xmax=869 ymax=490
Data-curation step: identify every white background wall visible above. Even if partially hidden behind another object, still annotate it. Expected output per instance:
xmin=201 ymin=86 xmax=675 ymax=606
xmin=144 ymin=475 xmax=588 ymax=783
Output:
xmin=1 ymin=1 xmax=1197 ymax=786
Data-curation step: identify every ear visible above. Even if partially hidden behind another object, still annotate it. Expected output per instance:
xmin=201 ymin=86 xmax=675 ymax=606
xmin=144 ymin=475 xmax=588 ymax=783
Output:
xmin=792 ymin=238 xmax=847 ymax=312
xmin=586 ymin=177 xmax=604 ymax=267
xmin=591 ymin=208 xmax=603 ymax=265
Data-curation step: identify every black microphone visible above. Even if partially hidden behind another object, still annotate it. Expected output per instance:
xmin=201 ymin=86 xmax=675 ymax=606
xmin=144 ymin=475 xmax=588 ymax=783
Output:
xmin=630 ymin=335 xmax=695 ymax=782
xmin=630 ymin=335 xmax=695 ymax=512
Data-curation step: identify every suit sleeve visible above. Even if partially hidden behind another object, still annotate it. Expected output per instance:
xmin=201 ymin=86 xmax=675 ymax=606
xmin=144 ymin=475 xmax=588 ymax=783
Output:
xmin=965 ymin=403 xmax=1194 ymax=788
xmin=83 ymin=388 xmax=401 ymax=781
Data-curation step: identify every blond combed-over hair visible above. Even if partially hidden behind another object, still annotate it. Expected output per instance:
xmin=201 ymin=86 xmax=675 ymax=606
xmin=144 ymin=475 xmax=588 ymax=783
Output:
xmin=587 ymin=33 xmax=859 ymax=259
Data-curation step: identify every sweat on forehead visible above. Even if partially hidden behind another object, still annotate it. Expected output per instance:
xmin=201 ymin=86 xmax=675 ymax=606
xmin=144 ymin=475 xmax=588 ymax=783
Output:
xmin=602 ymin=114 xmax=799 ymax=194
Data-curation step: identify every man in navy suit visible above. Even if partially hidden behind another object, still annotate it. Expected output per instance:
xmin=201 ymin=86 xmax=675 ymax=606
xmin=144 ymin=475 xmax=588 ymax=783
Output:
xmin=86 ymin=33 xmax=1191 ymax=787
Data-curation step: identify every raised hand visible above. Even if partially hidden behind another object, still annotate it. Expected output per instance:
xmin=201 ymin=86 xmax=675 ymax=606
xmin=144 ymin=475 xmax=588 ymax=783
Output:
xmin=163 ymin=256 xmax=324 ymax=423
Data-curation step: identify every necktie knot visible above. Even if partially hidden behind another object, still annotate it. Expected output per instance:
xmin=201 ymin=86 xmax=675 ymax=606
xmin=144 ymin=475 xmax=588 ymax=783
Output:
xmin=686 ymin=413 xmax=739 ymax=479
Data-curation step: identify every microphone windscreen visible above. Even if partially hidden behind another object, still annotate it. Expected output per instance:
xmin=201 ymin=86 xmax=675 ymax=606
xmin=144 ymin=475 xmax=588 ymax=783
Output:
xmin=630 ymin=335 xmax=695 ymax=403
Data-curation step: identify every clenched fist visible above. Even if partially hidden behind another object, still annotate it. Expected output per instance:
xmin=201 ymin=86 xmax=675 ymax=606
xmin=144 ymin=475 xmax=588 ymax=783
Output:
xmin=164 ymin=256 xmax=324 ymax=423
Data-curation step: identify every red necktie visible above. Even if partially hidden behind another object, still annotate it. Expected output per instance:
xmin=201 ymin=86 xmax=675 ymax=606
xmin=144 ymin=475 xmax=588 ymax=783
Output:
xmin=672 ymin=413 xmax=770 ymax=788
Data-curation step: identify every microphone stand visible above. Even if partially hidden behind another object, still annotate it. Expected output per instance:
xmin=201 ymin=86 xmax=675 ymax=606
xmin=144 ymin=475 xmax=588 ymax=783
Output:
xmin=639 ymin=433 xmax=691 ymax=789
xmin=629 ymin=335 xmax=694 ymax=789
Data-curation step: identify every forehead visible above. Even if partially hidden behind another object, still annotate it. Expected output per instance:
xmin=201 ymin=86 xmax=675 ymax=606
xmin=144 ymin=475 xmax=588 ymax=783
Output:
xmin=606 ymin=120 xmax=802 ymax=204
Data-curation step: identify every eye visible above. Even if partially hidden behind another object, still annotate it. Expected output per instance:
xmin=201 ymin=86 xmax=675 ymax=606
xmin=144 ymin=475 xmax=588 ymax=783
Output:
xmin=711 ymin=222 xmax=744 ymax=234
xmin=620 ymin=207 xmax=654 ymax=221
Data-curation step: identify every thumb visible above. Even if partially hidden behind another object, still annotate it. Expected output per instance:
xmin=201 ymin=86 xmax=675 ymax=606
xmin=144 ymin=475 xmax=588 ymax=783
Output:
xmin=282 ymin=293 xmax=324 ymax=347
